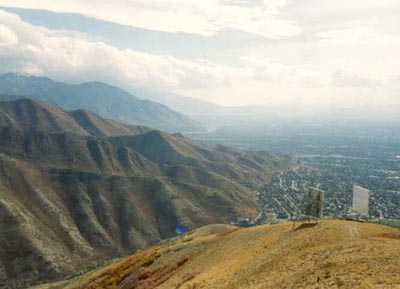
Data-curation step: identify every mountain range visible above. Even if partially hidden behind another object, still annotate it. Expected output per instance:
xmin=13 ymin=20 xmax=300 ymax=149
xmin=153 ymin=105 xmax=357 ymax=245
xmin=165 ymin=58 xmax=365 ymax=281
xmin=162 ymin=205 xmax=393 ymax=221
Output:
xmin=126 ymin=86 xmax=222 ymax=116
xmin=0 ymin=98 xmax=290 ymax=288
xmin=0 ymin=73 xmax=200 ymax=132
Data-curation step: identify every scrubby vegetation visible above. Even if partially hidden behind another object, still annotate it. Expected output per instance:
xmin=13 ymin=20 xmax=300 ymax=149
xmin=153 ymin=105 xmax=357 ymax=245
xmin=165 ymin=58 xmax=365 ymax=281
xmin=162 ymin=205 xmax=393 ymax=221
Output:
xmin=37 ymin=220 xmax=400 ymax=289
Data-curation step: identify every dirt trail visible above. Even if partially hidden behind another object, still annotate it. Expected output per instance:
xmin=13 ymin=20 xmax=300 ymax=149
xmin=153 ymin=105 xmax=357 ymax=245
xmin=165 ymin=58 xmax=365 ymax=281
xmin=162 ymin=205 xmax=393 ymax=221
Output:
xmin=346 ymin=223 xmax=360 ymax=238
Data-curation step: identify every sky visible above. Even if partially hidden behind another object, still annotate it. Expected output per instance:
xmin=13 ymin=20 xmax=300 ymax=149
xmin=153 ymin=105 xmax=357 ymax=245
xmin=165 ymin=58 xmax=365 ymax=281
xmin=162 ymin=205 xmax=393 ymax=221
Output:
xmin=0 ymin=0 xmax=399 ymax=108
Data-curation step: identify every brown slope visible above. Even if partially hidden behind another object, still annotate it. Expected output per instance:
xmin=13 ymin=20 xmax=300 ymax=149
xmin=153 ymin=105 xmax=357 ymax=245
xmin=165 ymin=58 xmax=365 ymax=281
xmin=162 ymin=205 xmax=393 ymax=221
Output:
xmin=109 ymin=131 xmax=287 ymax=184
xmin=0 ymin=150 xmax=257 ymax=288
xmin=0 ymin=126 xmax=156 ymax=175
xmin=69 ymin=110 xmax=150 ymax=137
xmin=0 ymin=98 xmax=89 ymax=135
xmin=43 ymin=220 xmax=400 ymax=289
xmin=0 ymin=98 xmax=151 ymax=137
xmin=0 ymin=129 xmax=286 ymax=288
xmin=0 ymin=99 xmax=290 ymax=288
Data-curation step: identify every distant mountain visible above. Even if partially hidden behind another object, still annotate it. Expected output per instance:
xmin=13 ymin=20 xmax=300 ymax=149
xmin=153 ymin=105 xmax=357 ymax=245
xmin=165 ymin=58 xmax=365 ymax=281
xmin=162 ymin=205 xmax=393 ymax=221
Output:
xmin=135 ymin=89 xmax=400 ymax=126
xmin=0 ymin=99 xmax=290 ymax=288
xmin=39 ymin=220 xmax=400 ymax=289
xmin=126 ymin=87 xmax=286 ymax=124
xmin=0 ymin=73 xmax=200 ymax=132
xmin=127 ymin=86 xmax=222 ymax=116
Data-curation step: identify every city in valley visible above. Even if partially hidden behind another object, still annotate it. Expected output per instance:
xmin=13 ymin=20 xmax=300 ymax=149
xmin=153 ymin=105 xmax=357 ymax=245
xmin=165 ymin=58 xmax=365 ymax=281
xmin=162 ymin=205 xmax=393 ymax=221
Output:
xmin=190 ymin=119 xmax=400 ymax=221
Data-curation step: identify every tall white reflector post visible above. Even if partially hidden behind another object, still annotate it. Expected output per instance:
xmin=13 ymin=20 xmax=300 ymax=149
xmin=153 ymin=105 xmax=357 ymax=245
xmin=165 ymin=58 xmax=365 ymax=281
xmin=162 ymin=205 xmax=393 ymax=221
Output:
xmin=305 ymin=187 xmax=324 ymax=218
xmin=352 ymin=185 xmax=370 ymax=216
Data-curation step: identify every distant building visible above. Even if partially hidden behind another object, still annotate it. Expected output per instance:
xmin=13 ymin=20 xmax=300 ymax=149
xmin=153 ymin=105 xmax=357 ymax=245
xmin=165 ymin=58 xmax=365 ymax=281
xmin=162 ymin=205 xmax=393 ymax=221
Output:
xmin=232 ymin=217 xmax=253 ymax=227
xmin=305 ymin=187 xmax=324 ymax=218
xmin=352 ymin=185 xmax=370 ymax=216
xmin=276 ymin=212 xmax=288 ymax=219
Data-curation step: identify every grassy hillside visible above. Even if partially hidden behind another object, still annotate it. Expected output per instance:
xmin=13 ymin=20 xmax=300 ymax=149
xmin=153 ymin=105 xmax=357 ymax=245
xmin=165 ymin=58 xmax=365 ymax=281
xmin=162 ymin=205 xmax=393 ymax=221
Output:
xmin=37 ymin=220 xmax=400 ymax=289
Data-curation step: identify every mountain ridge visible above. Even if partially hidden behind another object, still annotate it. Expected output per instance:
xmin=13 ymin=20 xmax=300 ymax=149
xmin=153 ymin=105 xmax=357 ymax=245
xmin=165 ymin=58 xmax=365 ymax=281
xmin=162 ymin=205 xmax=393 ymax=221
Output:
xmin=126 ymin=86 xmax=222 ymax=116
xmin=0 ymin=73 xmax=200 ymax=132
xmin=0 ymin=98 xmax=290 ymax=288
xmin=0 ymin=97 xmax=151 ymax=137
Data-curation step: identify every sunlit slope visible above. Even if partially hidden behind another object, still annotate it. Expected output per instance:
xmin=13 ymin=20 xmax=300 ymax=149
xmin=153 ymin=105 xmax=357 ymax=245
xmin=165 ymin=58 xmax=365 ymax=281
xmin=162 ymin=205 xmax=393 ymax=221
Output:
xmin=0 ymin=98 xmax=291 ymax=288
xmin=46 ymin=220 xmax=400 ymax=289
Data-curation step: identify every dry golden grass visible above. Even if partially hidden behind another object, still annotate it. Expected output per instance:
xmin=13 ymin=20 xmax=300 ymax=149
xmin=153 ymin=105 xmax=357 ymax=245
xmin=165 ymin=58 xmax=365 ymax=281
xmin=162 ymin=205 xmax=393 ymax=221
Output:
xmin=39 ymin=220 xmax=400 ymax=289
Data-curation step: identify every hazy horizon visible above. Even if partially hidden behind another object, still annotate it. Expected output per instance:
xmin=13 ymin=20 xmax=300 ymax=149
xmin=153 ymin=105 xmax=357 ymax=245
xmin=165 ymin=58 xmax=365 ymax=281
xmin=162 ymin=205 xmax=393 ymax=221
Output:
xmin=0 ymin=1 xmax=399 ymax=112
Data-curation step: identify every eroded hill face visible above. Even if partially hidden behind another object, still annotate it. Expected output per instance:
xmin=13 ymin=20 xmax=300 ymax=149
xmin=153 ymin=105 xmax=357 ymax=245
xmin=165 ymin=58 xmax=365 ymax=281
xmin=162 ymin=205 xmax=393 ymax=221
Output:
xmin=39 ymin=220 xmax=400 ymax=289
xmin=0 ymin=99 xmax=290 ymax=288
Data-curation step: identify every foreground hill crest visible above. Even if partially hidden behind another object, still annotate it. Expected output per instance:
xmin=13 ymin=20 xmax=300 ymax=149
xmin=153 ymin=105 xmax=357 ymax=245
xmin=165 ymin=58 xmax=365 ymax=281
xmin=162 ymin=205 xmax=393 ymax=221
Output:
xmin=36 ymin=220 xmax=400 ymax=289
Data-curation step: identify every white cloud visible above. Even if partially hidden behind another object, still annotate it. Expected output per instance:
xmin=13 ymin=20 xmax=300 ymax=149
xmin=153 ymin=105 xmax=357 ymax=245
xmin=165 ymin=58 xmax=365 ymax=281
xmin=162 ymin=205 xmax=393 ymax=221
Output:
xmin=0 ymin=2 xmax=399 ymax=109
xmin=332 ymin=71 xmax=380 ymax=88
xmin=317 ymin=27 xmax=400 ymax=47
xmin=0 ymin=10 xmax=239 ymax=91
xmin=0 ymin=0 xmax=300 ymax=37
xmin=0 ymin=24 xmax=17 ymax=45
xmin=240 ymin=56 xmax=327 ymax=86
